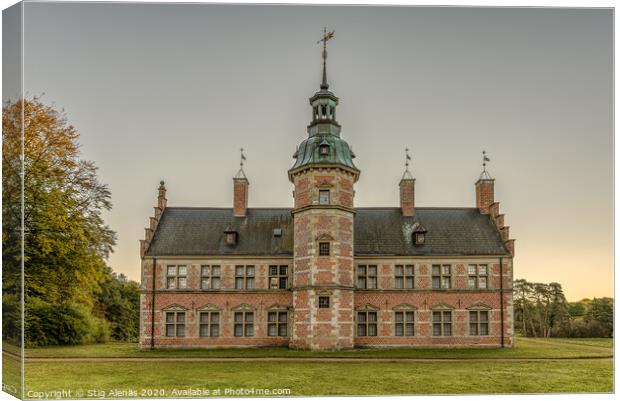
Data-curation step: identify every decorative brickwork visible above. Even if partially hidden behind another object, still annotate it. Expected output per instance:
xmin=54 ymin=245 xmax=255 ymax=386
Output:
xmin=289 ymin=165 xmax=359 ymax=350
xmin=233 ymin=177 xmax=249 ymax=217
xmin=399 ymin=178 xmax=415 ymax=216
xmin=475 ymin=179 xmax=494 ymax=214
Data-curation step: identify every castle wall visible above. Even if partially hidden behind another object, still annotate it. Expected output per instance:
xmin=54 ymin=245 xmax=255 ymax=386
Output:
xmin=139 ymin=256 xmax=513 ymax=349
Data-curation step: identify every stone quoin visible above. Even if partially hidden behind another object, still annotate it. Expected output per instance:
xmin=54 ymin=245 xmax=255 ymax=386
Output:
xmin=139 ymin=31 xmax=515 ymax=350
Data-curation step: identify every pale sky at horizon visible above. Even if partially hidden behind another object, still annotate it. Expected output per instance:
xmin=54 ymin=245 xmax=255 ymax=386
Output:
xmin=8 ymin=3 xmax=612 ymax=301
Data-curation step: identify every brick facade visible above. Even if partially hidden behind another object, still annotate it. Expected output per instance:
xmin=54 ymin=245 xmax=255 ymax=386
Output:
xmin=139 ymin=64 xmax=515 ymax=350
xmin=139 ymin=257 xmax=513 ymax=348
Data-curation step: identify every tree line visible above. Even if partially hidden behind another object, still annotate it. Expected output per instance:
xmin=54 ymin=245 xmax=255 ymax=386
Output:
xmin=2 ymin=97 xmax=139 ymax=346
xmin=513 ymin=279 xmax=612 ymax=338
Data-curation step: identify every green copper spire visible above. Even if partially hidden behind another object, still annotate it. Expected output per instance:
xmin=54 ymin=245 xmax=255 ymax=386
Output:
xmin=289 ymin=29 xmax=358 ymax=175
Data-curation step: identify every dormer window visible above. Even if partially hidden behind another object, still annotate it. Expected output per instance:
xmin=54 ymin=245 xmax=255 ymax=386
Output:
xmin=319 ymin=144 xmax=329 ymax=156
xmin=412 ymin=223 xmax=427 ymax=246
xmin=225 ymin=231 xmax=238 ymax=246
xmin=414 ymin=232 xmax=425 ymax=245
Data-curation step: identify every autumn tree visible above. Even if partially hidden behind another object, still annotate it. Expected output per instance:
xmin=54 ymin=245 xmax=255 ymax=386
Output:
xmin=3 ymin=97 xmax=122 ymax=346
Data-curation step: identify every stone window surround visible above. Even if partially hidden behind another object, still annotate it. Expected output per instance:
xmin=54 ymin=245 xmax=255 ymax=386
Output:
xmin=201 ymin=264 xmax=221 ymax=290
xmin=166 ymin=264 xmax=187 ymax=289
xmin=267 ymin=305 xmax=291 ymax=337
xmin=394 ymin=264 xmax=415 ymax=289
xmin=432 ymin=264 xmax=452 ymax=289
xmin=235 ymin=265 xmax=256 ymax=290
xmin=315 ymin=289 xmax=333 ymax=309
xmin=162 ymin=304 xmax=189 ymax=338
xmin=431 ymin=303 xmax=454 ymax=337
xmin=467 ymin=264 xmax=489 ymax=289
xmin=232 ymin=303 xmax=255 ymax=337
xmin=467 ymin=303 xmax=492 ymax=336
xmin=356 ymin=264 xmax=378 ymax=289
xmin=393 ymin=303 xmax=416 ymax=337
xmin=313 ymin=180 xmax=334 ymax=206
xmin=198 ymin=304 xmax=221 ymax=338
xmin=356 ymin=304 xmax=379 ymax=337
xmin=268 ymin=265 xmax=290 ymax=290
xmin=318 ymin=189 xmax=330 ymax=205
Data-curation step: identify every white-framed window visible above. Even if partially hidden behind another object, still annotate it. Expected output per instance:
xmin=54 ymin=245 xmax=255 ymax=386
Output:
xmin=269 ymin=265 xmax=289 ymax=289
xmin=166 ymin=265 xmax=187 ymax=289
xmin=469 ymin=310 xmax=490 ymax=335
xmin=357 ymin=265 xmax=378 ymax=289
xmin=395 ymin=264 xmax=414 ymax=289
xmin=267 ymin=311 xmax=288 ymax=337
xmin=233 ymin=311 xmax=254 ymax=337
xmin=199 ymin=311 xmax=220 ymax=337
xmin=235 ymin=265 xmax=255 ymax=289
xmin=357 ymin=311 xmax=378 ymax=337
xmin=201 ymin=265 xmax=221 ymax=290
xmin=432 ymin=264 xmax=451 ymax=289
xmin=468 ymin=264 xmax=488 ymax=289
xmin=395 ymin=311 xmax=414 ymax=336
xmin=432 ymin=310 xmax=452 ymax=336
xmin=165 ymin=311 xmax=185 ymax=337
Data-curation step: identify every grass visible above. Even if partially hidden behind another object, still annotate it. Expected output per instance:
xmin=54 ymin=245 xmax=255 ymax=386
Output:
xmin=23 ymin=359 xmax=613 ymax=396
xmin=11 ymin=337 xmax=613 ymax=397
xmin=21 ymin=337 xmax=613 ymax=360
xmin=2 ymin=354 xmax=23 ymax=399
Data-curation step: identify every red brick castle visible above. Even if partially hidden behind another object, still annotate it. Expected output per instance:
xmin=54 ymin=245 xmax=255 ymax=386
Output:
xmin=139 ymin=32 xmax=514 ymax=350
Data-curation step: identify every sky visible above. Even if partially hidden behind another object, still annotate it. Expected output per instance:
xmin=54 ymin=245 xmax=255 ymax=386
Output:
xmin=10 ymin=3 xmax=612 ymax=301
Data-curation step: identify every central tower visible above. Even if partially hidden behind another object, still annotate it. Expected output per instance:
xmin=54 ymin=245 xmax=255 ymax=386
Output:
xmin=289 ymin=30 xmax=360 ymax=350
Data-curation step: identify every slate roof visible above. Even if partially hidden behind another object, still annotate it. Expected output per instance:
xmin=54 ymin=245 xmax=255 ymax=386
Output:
xmin=145 ymin=207 xmax=508 ymax=257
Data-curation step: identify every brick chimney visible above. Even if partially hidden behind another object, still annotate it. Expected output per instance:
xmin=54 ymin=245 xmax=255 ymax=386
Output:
xmin=233 ymin=177 xmax=249 ymax=217
xmin=399 ymin=178 xmax=415 ymax=217
xmin=475 ymin=178 xmax=494 ymax=214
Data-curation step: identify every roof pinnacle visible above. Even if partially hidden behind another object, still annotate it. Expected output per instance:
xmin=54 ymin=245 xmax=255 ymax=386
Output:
xmin=317 ymin=27 xmax=335 ymax=90
xmin=402 ymin=148 xmax=414 ymax=180
xmin=234 ymin=147 xmax=247 ymax=179
xmin=479 ymin=150 xmax=492 ymax=180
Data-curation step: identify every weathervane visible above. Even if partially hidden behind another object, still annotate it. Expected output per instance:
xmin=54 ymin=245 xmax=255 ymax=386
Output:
xmin=402 ymin=148 xmax=414 ymax=179
xmin=235 ymin=147 xmax=247 ymax=179
xmin=480 ymin=150 xmax=492 ymax=179
xmin=317 ymin=27 xmax=335 ymax=90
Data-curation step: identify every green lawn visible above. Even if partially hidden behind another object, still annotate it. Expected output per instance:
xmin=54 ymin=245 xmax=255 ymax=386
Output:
xmin=2 ymin=354 xmax=22 ymax=399
xmin=23 ymin=359 xmax=612 ymax=396
xmin=11 ymin=337 xmax=614 ymax=397
xmin=21 ymin=337 xmax=613 ymax=360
